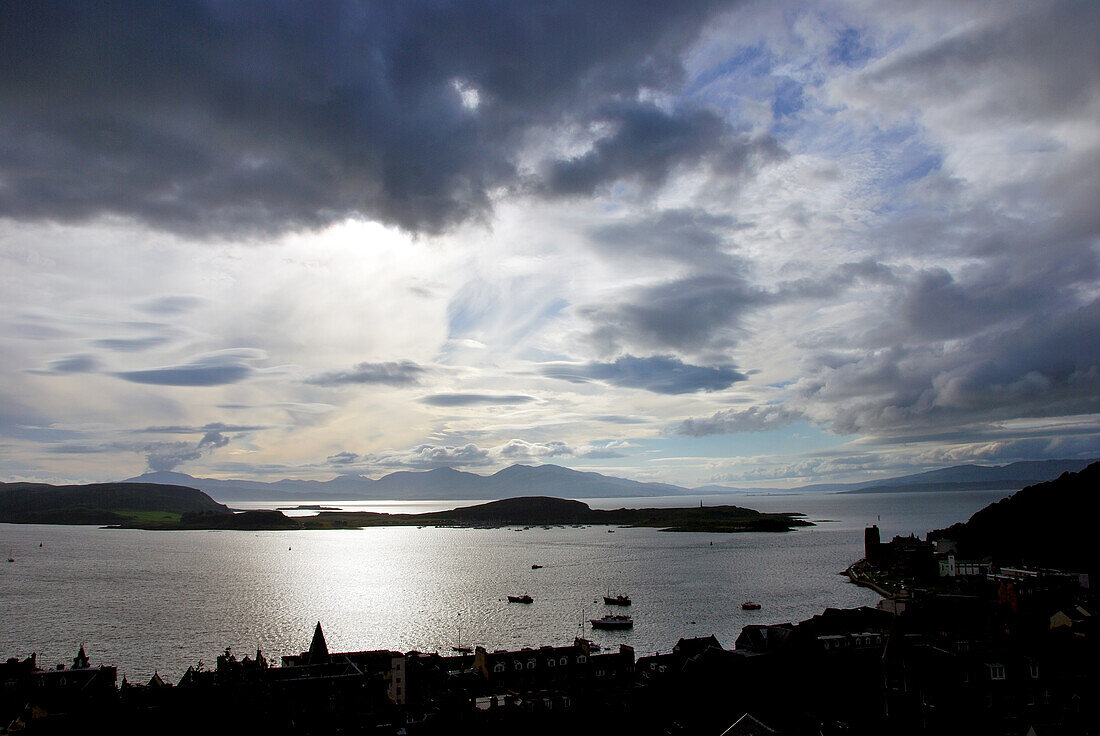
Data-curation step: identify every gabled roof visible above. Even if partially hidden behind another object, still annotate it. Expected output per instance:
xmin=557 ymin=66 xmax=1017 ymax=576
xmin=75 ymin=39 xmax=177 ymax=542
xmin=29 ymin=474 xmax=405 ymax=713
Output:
xmin=721 ymin=712 xmax=778 ymax=735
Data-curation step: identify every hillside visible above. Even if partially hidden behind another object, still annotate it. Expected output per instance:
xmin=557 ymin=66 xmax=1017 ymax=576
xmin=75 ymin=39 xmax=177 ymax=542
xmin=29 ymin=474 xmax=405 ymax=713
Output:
xmin=927 ymin=462 xmax=1100 ymax=575
xmin=0 ymin=482 xmax=230 ymax=525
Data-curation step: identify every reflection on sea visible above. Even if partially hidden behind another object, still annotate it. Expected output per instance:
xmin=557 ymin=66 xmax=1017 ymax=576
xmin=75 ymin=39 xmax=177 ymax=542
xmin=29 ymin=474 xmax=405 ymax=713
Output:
xmin=0 ymin=489 xmax=1011 ymax=680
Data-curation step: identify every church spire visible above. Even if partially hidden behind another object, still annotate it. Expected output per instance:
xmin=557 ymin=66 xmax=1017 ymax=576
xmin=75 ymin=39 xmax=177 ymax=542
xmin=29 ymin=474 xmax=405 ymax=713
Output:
xmin=308 ymin=622 xmax=329 ymax=663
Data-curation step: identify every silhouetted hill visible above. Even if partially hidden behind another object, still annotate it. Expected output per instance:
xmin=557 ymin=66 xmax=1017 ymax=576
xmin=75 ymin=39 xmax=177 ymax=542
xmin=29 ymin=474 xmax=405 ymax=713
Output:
xmin=0 ymin=481 xmax=229 ymax=525
xmin=928 ymin=462 xmax=1100 ymax=575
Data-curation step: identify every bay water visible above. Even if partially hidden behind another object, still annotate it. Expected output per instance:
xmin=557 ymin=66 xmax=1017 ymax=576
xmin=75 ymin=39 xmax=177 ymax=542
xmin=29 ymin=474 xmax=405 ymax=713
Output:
xmin=0 ymin=489 xmax=1011 ymax=681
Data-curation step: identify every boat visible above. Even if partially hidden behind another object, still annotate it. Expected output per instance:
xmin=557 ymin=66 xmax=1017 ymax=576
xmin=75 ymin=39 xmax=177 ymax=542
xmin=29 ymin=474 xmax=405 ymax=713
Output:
xmin=741 ymin=601 xmax=761 ymax=610
xmin=603 ymin=594 xmax=631 ymax=606
xmin=531 ymin=564 xmax=543 ymax=569
xmin=451 ymin=646 xmax=473 ymax=654
xmin=590 ymin=614 xmax=633 ymax=630
xmin=507 ymin=595 xmax=533 ymax=604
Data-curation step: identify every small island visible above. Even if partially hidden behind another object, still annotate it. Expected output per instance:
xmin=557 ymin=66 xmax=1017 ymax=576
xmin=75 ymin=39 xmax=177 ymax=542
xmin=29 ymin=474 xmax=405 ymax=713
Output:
xmin=276 ymin=504 xmax=342 ymax=511
xmin=0 ymin=483 xmax=811 ymax=533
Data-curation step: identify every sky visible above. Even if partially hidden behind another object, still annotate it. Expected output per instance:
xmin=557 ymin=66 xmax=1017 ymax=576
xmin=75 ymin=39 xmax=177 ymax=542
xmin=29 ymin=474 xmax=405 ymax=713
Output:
xmin=1 ymin=0 xmax=1098 ymax=488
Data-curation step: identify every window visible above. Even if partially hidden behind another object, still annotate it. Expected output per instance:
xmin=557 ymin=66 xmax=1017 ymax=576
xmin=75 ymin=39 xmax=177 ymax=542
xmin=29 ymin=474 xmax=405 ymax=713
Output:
xmin=577 ymin=655 xmax=586 ymax=664
xmin=493 ymin=663 xmax=505 ymax=673
xmin=514 ymin=662 xmax=523 ymax=671
xmin=547 ymin=659 xmax=555 ymax=668
xmin=559 ymin=657 xmax=568 ymax=666
xmin=1029 ymin=663 xmax=1039 ymax=679
xmin=989 ymin=664 xmax=1006 ymax=681
xmin=526 ymin=660 xmax=535 ymax=670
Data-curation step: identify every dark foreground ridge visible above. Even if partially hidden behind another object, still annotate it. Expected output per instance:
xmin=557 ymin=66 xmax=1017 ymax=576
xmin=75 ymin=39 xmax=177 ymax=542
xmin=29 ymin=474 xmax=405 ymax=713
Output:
xmin=0 ymin=482 xmax=229 ymax=526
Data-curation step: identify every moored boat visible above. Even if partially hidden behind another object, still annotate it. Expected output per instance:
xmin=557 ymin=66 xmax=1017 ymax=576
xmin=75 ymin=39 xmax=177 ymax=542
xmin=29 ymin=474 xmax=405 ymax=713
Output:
xmin=603 ymin=594 xmax=631 ymax=606
xmin=741 ymin=601 xmax=761 ymax=610
xmin=507 ymin=594 xmax=533 ymax=604
xmin=589 ymin=614 xmax=633 ymax=630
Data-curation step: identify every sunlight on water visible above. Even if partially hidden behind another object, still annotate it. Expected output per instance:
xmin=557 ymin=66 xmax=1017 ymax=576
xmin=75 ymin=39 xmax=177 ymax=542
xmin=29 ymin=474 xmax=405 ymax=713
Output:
xmin=0 ymin=490 xmax=1010 ymax=681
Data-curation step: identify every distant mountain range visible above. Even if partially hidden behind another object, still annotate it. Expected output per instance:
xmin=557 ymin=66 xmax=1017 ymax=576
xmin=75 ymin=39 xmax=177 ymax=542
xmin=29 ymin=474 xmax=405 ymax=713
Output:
xmin=118 ymin=458 xmax=1096 ymax=503
xmin=122 ymin=464 xmax=688 ymax=502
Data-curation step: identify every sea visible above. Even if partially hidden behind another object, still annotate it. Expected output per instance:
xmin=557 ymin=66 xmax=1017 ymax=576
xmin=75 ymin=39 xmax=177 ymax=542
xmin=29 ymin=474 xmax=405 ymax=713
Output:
xmin=0 ymin=488 xmax=1013 ymax=682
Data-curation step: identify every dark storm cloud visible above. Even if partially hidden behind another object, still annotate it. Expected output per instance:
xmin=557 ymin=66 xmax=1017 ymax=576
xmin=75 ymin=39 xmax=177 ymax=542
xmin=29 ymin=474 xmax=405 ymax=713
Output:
xmin=542 ymin=105 xmax=779 ymax=196
xmin=797 ymin=297 xmax=1100 ymax=436
xmin=114 ymin=350 xmax=260 ymax=386
xmin=584 ymin=272 xmax=771 ymax=353
xmin=307 ymin=360 xmax=425 ymax=387
xmin=541 ymin=355 xmax=746 ymax=394
xmin=676 ymin=405 xmax=803 ymax=436
xmin=858 ymin=0 xmax=1099 ymax=125
xmin=419 ymin=393 xmax=536 ymax=407
xmin=0 ymin=1 xmax=734 ymax=235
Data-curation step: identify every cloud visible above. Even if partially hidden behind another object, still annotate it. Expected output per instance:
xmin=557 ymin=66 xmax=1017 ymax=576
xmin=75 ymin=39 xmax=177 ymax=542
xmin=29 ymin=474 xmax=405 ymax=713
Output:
xmin=0 ymin=1 xmax=736 ymax=236
xmin=141 ymin=422 xmax=269 ymax=434
xmin=372 ymin=443 xmax=493 ymax=469
xmin=584 ymin=272 xmax=771 ymax=353
xmin=92 ymin=336 xmax=170 ymax=352
xmin=135 ymin=296 xmax=204 ymax=314
xmin=542 ymin=355 xmax=746 ymax=394
xmin=542 ymin=104 xmax=780 ymax=196
xmin=589 ymin=208 xmax=739 ymax=267
xmin=114 ymin=350 xmax=262 ymax=386
xmin=143 ymin=442 xmax=205 ymax=472
xmin=327 ymin=451 xmax=360 ymax=465
xmin=419 ymin=393 xmax=536 ymax=407
xmin=676 ymin=405 xmax=804 ymax=436
xmin=42 ymin=354 xmax=100 ymax=374
xmin=307 ymin=360 xmax=425 ymax=387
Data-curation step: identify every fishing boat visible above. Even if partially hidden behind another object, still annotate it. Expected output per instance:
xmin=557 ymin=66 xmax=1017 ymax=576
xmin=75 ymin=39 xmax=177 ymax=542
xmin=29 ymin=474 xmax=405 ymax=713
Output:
xmin=508 ymin=594 xmax=533 ymax=604
xmin=531 ymin=564 xmax=543 ymax=569
xmin=741 ymin=601 xmax=761 ymax=610
xmin=603 ymin=594 xmax=631 ymax=606
xmin=590 ymin=614 xmax=633 ymax=630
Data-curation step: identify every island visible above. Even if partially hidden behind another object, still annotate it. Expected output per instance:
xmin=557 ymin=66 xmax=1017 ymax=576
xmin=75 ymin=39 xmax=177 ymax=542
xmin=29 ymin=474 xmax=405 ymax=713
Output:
xmin=0 ymin=483 xmax=811 ymax=533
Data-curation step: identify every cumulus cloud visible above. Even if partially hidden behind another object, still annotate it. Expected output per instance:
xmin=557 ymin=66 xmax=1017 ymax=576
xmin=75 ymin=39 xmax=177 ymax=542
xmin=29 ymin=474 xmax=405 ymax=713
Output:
xmin=0 ymin=1 xmax=736 ymax=236
xmin=372 ymin=443 xmax=493 ymax=470
xmin=541 ymin=355 xmax=746 ymax=394
xmin=307 ymin=360 xmax=425 ymax=387
xmin=676 ymin=405 xmax=804 ymax=436
xmin=327 ymin=451 xmax=360 ymax=465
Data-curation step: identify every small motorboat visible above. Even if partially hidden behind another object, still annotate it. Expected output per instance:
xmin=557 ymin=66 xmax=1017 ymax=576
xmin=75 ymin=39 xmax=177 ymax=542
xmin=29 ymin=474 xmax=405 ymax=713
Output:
xmin=590 ymin=614 xmax=633 ymax=630
xmin=531 ymin=564 xmax=543 ymax=569
xmin=741 ymin=601 xmax=761 ymax=610
xmin=507 ymin=594 xmax=534 ymax=604
xmin=603 ymin=594 xmax=632 ymax=606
